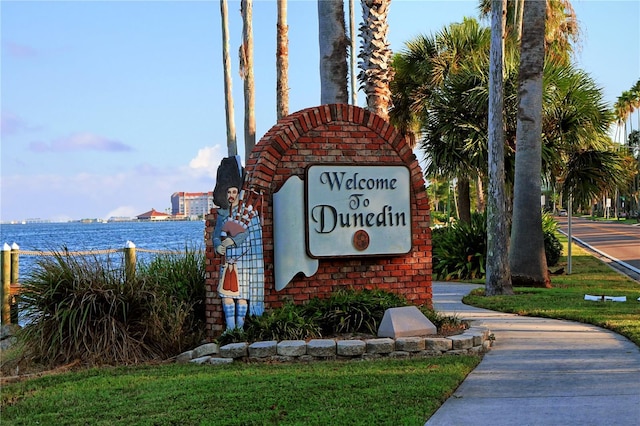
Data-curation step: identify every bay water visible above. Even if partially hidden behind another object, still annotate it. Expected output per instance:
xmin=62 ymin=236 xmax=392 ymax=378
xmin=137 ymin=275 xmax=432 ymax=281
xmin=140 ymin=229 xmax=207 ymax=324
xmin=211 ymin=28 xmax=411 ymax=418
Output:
xmin=0 ymin=220 xmax=208 ymax=279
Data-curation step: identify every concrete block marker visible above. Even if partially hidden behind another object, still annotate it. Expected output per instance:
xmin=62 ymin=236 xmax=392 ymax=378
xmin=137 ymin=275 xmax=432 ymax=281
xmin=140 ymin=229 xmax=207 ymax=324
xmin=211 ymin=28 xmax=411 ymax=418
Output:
xmin=377 ymin=306 xmax=437 ymax=338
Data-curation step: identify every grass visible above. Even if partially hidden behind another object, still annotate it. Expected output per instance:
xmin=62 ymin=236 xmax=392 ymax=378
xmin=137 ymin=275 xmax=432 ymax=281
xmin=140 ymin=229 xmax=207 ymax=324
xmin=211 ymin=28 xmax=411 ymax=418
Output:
xmin=0 ymin=358 xmax=481 ymax=425
xmin=464 ymin=235 xmax=640 ymax=347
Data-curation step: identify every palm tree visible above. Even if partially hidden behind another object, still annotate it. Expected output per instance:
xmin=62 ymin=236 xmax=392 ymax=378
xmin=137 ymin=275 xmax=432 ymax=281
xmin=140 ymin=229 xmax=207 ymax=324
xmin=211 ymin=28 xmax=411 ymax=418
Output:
xmin=220 ymin=0 xmax=237 ymax=157
xmin=276 ymin=0 xmax=289 ymax=120
xmin=318 ymin=0 xmax=348 ymax=104
xmin=390 ymin=18 xmax=493 ymax=223
xmin=359 ymin=0 xmax=394 ymax=119
xmin=479 ymin=0 xmax=579 ymax=65
xmin=509 ymin=0 xmax=549 ymax=288
xmin=486 ymin=0 xmax=513 ymax=296
xmin=240 ymin=0 xmax=256 ymax=163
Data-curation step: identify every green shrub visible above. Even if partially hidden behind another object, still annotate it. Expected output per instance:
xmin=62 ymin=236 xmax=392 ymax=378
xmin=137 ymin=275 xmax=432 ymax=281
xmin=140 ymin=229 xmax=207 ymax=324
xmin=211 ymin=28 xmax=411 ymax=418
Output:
xmin=302 ymin=288 xmax=407 ymax=335
xmin=18 ymin=248 xmax=206 ymax=367
xmin=226 ymin=301 xmax=322 ymax=345
xmin=432 ymin=212 xmax=487 ymax=280
xmin=433 ymin=211 xmax=564 ymax=279
xmin=542 ymin=213 xmax=563 ymax=266
xmin=217 ymin=288 xmax=408 ymax=344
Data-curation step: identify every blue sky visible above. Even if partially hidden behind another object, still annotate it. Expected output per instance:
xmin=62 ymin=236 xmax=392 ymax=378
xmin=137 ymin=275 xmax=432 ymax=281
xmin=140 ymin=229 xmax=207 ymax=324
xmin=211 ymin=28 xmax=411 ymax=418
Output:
xmin=1 ymin=0 xmax=638 ymax=222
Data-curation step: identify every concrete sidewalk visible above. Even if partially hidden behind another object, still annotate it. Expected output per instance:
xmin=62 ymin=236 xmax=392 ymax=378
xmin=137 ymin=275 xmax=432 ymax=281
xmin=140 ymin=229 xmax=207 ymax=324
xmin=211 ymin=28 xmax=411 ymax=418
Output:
xmin=426 ymin=282 xmax=640 ymax=426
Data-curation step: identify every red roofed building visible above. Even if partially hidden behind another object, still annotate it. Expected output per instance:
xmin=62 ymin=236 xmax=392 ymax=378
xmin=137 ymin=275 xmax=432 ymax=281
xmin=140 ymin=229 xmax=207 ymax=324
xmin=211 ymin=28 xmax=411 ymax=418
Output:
xmin=136 ymin=209 xmax=171 ymax=221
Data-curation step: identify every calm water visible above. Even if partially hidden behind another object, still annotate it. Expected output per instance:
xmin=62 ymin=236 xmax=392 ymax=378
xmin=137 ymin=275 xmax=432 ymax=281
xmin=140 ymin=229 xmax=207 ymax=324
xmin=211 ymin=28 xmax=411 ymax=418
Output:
xmin=0 ymin=220 xmax=207 ymax=278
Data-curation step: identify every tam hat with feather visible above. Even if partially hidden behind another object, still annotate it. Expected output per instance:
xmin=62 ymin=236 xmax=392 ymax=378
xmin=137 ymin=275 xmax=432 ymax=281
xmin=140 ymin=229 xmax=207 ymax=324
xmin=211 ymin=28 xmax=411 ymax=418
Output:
xmin=213 ymin=155 xmax=245 ymax=210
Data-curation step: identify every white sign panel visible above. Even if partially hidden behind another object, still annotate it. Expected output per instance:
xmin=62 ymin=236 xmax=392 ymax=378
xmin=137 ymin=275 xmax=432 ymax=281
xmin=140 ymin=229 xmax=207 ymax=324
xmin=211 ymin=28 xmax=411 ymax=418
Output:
xmin=306 ymin=165 xmax=412 ymax=257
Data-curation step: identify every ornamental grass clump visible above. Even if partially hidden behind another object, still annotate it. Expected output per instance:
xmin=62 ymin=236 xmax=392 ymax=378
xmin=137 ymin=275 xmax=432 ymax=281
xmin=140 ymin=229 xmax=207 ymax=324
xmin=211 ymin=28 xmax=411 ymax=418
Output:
xmin=17 ymin=247 xmax=206 ymax=367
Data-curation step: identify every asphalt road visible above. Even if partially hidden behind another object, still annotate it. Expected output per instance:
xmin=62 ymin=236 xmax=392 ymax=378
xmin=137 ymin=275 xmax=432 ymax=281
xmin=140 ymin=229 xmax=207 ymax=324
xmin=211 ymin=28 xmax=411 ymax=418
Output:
xmin=556 ymin=216 xmax=640 ymax=280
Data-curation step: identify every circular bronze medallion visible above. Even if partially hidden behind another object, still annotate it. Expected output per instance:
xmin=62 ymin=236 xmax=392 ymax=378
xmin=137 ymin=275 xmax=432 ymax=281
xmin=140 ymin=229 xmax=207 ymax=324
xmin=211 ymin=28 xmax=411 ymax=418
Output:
xmin=353 ymin=230 xmax=370 ymax=251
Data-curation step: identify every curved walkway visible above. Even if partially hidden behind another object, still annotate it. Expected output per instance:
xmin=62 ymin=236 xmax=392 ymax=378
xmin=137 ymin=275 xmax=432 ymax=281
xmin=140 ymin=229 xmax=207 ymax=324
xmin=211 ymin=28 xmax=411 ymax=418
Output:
xmin=426 ymin=282 xmax=640 ymax=426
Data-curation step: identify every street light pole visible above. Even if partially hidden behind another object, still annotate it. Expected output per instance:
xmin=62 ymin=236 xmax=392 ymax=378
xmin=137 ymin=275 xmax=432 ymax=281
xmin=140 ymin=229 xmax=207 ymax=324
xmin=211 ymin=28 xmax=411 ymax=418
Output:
xmin=568 ymin=195 xmax=572 ymax=275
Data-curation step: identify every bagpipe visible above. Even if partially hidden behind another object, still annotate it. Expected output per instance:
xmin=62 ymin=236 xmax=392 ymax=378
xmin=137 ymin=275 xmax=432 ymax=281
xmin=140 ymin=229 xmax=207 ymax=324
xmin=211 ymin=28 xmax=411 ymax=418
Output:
xmin=221 ymin=188 xmax=263 ymax=239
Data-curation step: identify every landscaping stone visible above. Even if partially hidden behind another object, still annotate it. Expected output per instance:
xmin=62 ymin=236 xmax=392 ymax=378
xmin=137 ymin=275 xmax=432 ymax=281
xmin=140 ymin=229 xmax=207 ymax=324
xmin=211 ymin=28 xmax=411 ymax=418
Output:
xmin=377 ymin=306 xmax=437 ymax=338
xmin=425 ymin=337 xmax=453 ymax=352
xmin=337 ymin=340 xmax=366 ymax=356
xmin=307 ymin=339 xmax=336 ymax=357
xmin=175 ymin=350 xmax=194 ymax=363
xmin=220 ymin=342 xmax=248 ymax=358
xmin=175 ymin=327 xmax=494 ymax=365
xmin=395 ymin=336 xmax=425 ymax=352
xmin=209 ymin=357 xmax=234 ymax=365
xmin=448 ymin=334 xmax=474 ymax=350
xmin=365 ymin=338 xmax=395 ymax=354
xmin=388 ymin=351 xmax=410 ymax=359
xmin=277 ymin=340 xmax=307 ymax=357
xmin=190 ymin=356 xmax=212 ymax=364
xmin=193 ymin=343 xmax=219 ymax=358
xmin=248 ymin=341 xmax=277 ymax=358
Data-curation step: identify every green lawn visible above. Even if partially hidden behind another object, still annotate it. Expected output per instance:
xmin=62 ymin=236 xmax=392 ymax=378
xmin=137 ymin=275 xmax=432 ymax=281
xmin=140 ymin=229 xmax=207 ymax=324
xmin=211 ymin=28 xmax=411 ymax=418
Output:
xmin=1 ymin=357 xmax=480 ymax=425
xmin=2 ymin=235 xmax=639 ymax=425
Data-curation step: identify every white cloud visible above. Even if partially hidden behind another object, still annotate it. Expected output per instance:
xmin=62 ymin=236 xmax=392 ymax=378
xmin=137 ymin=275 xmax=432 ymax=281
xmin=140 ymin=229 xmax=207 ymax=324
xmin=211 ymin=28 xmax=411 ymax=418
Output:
xmin=0 ymin=145 xmax=228 ymax=222
xmin=188 ymin=145 xmax=225 ymax=179
xmin=29 ymin=132 xmax=133 ymax=152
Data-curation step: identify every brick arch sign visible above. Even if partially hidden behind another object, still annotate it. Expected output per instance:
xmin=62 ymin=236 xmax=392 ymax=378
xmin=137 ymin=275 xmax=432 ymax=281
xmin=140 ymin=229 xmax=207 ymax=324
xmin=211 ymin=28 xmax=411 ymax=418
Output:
xmin=205 ymin=104 xmax=432 ymax=338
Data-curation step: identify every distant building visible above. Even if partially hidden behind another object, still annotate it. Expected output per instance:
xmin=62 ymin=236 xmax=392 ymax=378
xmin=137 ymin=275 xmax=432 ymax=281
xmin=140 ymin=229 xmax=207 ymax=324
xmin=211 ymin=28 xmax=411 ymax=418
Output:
xmin=136 ymin=209 xmax=171 ymax=221
xmin=171 ymin=192 xmax=214 ymax=218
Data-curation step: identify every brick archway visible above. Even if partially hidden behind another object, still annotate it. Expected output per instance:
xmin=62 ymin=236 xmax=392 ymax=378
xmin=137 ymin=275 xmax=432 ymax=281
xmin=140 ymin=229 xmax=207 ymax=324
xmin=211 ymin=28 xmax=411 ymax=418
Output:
xmin=205 ymin=104 xmax=432 ymax=339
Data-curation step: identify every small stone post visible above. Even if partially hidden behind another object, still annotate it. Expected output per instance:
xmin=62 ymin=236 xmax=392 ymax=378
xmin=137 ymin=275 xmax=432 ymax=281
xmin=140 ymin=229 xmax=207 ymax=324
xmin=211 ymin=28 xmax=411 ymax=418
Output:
xmin=1 ymin=243 xmax=11 ymax=325
xmin=124 ymin=240 xmax=136 ymax=282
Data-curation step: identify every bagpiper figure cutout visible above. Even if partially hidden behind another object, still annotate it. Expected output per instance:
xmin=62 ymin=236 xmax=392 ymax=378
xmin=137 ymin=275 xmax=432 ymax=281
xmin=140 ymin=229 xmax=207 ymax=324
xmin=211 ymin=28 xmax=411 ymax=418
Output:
xmin=212 ymin=155 xmax=264 ymax=330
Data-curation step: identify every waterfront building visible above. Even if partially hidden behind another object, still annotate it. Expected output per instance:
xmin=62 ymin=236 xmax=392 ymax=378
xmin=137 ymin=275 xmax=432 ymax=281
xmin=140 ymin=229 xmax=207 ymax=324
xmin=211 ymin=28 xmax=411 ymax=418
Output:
xmin=136 ymin=209 xmax=171 ymax=221
xmin=171 ymin=192 xmax=215 ymax=218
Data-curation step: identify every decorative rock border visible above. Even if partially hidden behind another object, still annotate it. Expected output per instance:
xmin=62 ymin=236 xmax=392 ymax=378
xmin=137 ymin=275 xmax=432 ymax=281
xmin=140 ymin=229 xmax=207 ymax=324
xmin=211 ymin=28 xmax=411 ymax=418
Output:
xmin=176 ymin=327 xmax=493 ymax=365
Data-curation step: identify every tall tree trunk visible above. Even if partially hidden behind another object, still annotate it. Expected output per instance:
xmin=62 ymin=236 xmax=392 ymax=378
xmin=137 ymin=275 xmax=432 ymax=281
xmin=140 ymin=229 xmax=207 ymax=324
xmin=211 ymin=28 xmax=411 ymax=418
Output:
xmin=220 ymin=0 xmax=237 ymax=157
xmin=276 ymin=0 xmax=289 ymax=120
xmin=509 ymin=0 xmax=550 ymax=288
xmin=318 ymin=0 xmax=348 ymax=104
xmin=349 ymin=0 xmax=358 ymax=105
xmin=476 ymin=176 xmax=486 ymax=213
xmin=456 ymin=177 xmax=472 ymax=224
xmin=359 ymin=0 xmax=393 ymax=119
xmin=240 ymin=0 xmax=256 ymax=163
xmin=486 ymin=0 xmax=513 ymax=296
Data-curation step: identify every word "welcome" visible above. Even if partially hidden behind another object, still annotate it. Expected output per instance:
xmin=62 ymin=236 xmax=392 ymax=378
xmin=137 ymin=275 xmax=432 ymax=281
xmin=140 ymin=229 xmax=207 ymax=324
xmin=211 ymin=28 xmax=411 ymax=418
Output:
xmin=319 ymin=172 xmax=398 ymax=191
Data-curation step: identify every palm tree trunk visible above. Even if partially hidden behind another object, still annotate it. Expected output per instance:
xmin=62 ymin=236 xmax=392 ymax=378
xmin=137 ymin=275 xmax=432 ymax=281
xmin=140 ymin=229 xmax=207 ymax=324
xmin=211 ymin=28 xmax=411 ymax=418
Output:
xmin=276 ymin=0 xmax=289 ymax=120
xmin=348 ymin=0 xmax=358 ymax=105
xmin=476 ymin=176 xmax=486 ymax=213
xmin=509 ymin=0 xmax=551 ymax=288
xmin=359 ymin=0 xmax=393 ymax=118
xmin=220 ymin=0 xmax=237 ymax=157
xmin=318 ymin=0 xmax=348 ymax=104
xmin=456 ymin=177 xmax=472 ymax=224
xmin=241 ymin=0 xmax=256 ymax=163
xmin=486 ymin=0 xmax=513 ymax=296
